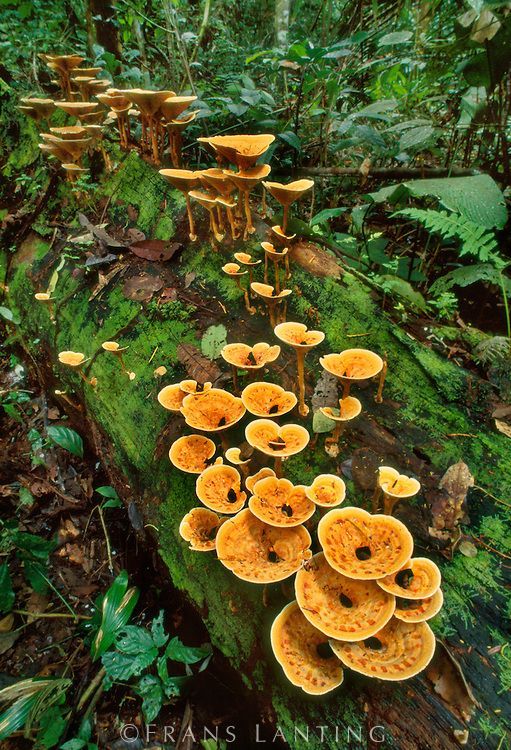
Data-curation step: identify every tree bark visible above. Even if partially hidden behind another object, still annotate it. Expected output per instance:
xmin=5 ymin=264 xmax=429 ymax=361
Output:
xmin=88 ymin=0 xmax=122 ymax=71
xmin=275 ymin=0 xmax=292 ymax=50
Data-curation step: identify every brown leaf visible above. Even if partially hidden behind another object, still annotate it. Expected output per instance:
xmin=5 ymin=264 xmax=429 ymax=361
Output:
xmin=292 ymin=240 xmax=342 ymax=278
xmin=177 ymin=343 xmax=221 ymax=384
xmin=126 ymin=227 xmax=145 ymax=243
xmin=494 ymin=419 xmax=511 ymax=438
xmin=59 ymin=518 xmax=80 ymax=543
xmin=78 ymin=212 xmax=125 ymax=249
xmin=129 ymin=239 xmax=181 ymax=262
xmin=426 ymin=641 xmax=479 ymax=722
xmin=428 ymin=462 xmax=474 ymax=539
xmin=359 ymin=157 xmax=371 ymax=178
xmin=47 ymin=407 xmax=60 ymax=420
xmin=351 ymin=448 xmax=381 ymax=491
xmin=127 ymin=205 xmax=139 ymax=222
xmin=25 ymin=592 xmax=50 ymax=622
xmin=311 ymin=370 xmax=338 ymax=412
xmin=123 ymin=273 xmax=163 ymax=302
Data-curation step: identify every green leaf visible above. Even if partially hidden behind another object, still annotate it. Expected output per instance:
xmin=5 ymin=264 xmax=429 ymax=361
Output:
xmin=102 ymin=647 xmax=157 ymax=682
xmin=278 ymin=131 xmax=302 ymax=151
xmin=37 ymin=704 xmax=66 ymax=748
xmin=399 ymin=126 xmax=436 ymax=152
xmin=135 ymin=675 xmax=163 ymax=722
xmin=161 ymin=674 xmax=190 ymax=698
xmin=46 ymin=426 xmax=83 ymax=458
xmin=22 ymin=560 xmax=49 ymax=594
xmin=60 ymin=741 xmax=87 ymax=750
xmin=430 ymin=264 xmax=510 ymax=295
xmin=0 ymin=693 xmax=37 ymax=740
xmin=165 ymin=637 xmax=212 ymax=664
xmin=377 ymin=31 xmax=413 ymax=46
xmin=18 ymin=487 xmax=34 ymax=507
xmin=309 ymin=208 xmax=347 ymax=226
xmin=200 ymin=324 xmax=227 ymax=360
xmin=0 ymin=306 xmax=19 ymax=325
xmin=151 ymin=610 xmax=168 ymax=649
xmin=14 ymin=532 xmax=57 ymax=561
xmin=95 ymin=486 xmax=119 ymax=499
xmin=312 ymin=411 xmax=336 ymax=434
xmin=376 ymin=275 xmax=428 ymax=312
xmin=0 ymin=564 xmax=15 ymax=613
xmin=91 ymin=570 xmax=139 ymax=661
xmin=115 ymin=625 xmax=155 ymax=654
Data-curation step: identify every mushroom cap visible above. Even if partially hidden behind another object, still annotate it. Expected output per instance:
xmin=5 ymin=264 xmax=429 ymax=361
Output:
xmin=226 ymin=164 xmax=271 ymax=190
xmin=274 ymin=321 xmax=325 ymax=351
xmin=181 ymin=388 xmax=246 ymax=432
xmin=39 ymin=143 xmax=68 ymax=162
xmin=233 ymin=252 xmax=261 ymax=267
xmin=245 ymin=467 xmax=276 ymax=494
xmin=330 ymin=617 xmax=436 ymax=681
xmin=225 ymin=447 xmax=251 ymax=466
xmin=271 ymin=601 xmax=344 ymax=695
xmin=377 ymin=558 xmax=441 ymax=600
xmin=306 ymin=474 xmax=346 ymax=508
xmin=169 ymin=434 xmax=216 ymax=474
xmin=221 ymin=342 xmax=281 ymax=370
xmin=19 ymin=106 xmax=38 ymax=119
xmin=198 ymin=168 xmax=235 ymax=196
xmin=216 ymin=196 xmax=237 ymax=209
xmin=196 ymin=463 xmax=246 ymax=514
xmin=320 ymin=349 xmax=383 ymax=382
xmin=394 ymin=589 xmax=444 ymax=623
xmin=295 ymin=552 xmax=396 ymax=641
xmin=43 ymin=54 xmax=84 ymax=71
xmin=167 ymin=111 xmax=197 ymax=130
xmin=20 ymin=98 xmax=55 ymax=117
xmin=379 ymin=468 xmax=421 ymax=500
xmin=188 ymin=189 xmax=218 ymax=209
xmin=157 ymin=384 xmax=186 ymax=412
xmin=198 ymin=134 xmax=275 ymax=171
xmin=159 ymin=168 xmax=200 ymax=193
xmin=260 ymin=241 xmax=289 ymax=259
xmin=318 ymin=507 xmax=414 ymax=580
xmin=241 ymin=382 xmax=297 ymax=418
xmin=50 ymin=137 xmax=91 ymax=160
xmin=55 ymin=101 xmax=99 ymax=116
xmin=271 ymin=225 xmax=296 ymax=242
xmin=58 ymin=350 xmax=87 ymax=367
xmin=263 ymin=179 xmax=314 ymax=207
xmin=70 ymin=67 xmax=103 ymax=77
xmin=118 ymin=88 xmax=175 ymax=115
xmin=222 ymin=262 xmax=247 ymax=277
xmin=50 ymin=126 xmax=89 ymax=140
xmin=61 ymin=164 xmax=88 ymax=174
xmin=249 ymin=476 xmax=315 ymax=527
xmin=179 ymin=380 xmax=212 ymax=395
xmin=159 ymin=95 xmax=197 ymax=122
xmin=250 ymin=282 xmax=292 ymax=302
xmin=77 ymin=110 xmax=106 ymax=124
xmin=179 ymin=507 xmax=226 ymax=552
xmin=215 ymin=508 xmax=312 ymax=583
xmin=101 ymin=341 xmax=128 ymax=353
xmin=245 ymin=419 xmax=310 ymax=458
xmin=97 ymin=93 xmax=130 ymax=111
xmin=320 ymin=396 xmax=362 ymax=423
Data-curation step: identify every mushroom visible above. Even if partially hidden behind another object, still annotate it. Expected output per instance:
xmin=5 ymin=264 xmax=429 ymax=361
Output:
xmin=215 ymin=508 xmax=312 ymax=583
xmin=34 ymin=292 xmax=55 ymax=321
xmin=224 ymin=446 xmax=252 ymax=480
xmin=263 ymin=179 xmax=314 ymax=234
xmin=306 ymin=474 xmax=346 ymax=508
xmin=196 ymin=463 xmax=247 ymax=514
xmin=317 ymin=507 xmax=414 ymax=580
xmin=71 ymin=75 xmax=98 ymax=102
xmin=249 ymin=475 xmax=315 ymax=527
xmin=58 ymin=350 xmax=96 ymax=386
xmin=61 ymin=163 xmax=89 ymax=183
xmin=320 ymin=396 xmax=362 ymax=455
xmin=117 ymin=89 xmax=175 ymax=163
xmin=179 ymin=508 xmax=226 ymax=552
xmin=233 ymin=252 xmax=261 ymax=289
xmin=20 ymin=98 xmax=55 ymax=123
xmin=189 ymin=190 xmax=224 ymax=243
xmin=49 ymin=125 xmax=89 ymax=140
xmin=159 ymin=169 xmax=200 ymax=241
xmin=40 ymin=133 xmax=91 ymax=164
xmin=169 ymin=434 xmax=217 ymax=474
xmin=394 ymin=589 xmax=444 ymax=623
xmin=241 ymin=382 xmax=297 ymax=418
xmin=274 ymin=321 xmax=325 ymax=417
xmin=41 ymin=54 xmax=85 ymax=98
xmin=221 ymin=342 xmax=281 ymax=391
xmin=97 ymin=92 xmax=131 ymax=148
xmin=245 ymin=418 xmax=309 ymax=477
xmin=215 ymin=196 xmax=238 ymax=240
xmin=260 ymin=241 xmax=289 ymax=289
xmin=157 ymin=384 xmax=186 ymax=412
xmin=199 ymin=169 xmax=237 ymax=235
xmin=180 ymin=388 xmax=246 ymax=448
xmin=376 ymin=558 xmax=441 ymax=600
xmin=54 ymin=101 xmax=99 ymax=120
xmin=245 ymin=467 xmax=276 ymax=494
xmin=179 ymin=379 xmax=212 ymax=395
xmin=295 ymin=552 xmax=396 ymax=641
xmin=320 ymin=348 xmax=384 ymax=399
xmin=226 ymin=164 xmax=271 ymax=240
xmin=101 ymin=341 xmax=135 ymax=379
xmin=198 ymin=134 xmax=275 ymax=172
xmin=271 ymin=601 xmax=344 ymax=695
xmin=330 ymin=617 xmax=436 ymax=681
xmin=375 ymin=466 xmax=421 ymax=516
xmin=165 ymin=112 xmax=198 ymax=167
xmin=250 ymin=282 xmax=292 ymax=327
xmin=222 ymin=262 xmax=255 ymax=314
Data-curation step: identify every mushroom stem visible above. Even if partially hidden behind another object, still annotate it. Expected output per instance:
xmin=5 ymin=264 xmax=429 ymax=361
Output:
xmin=282 ymin=205 xmax=290 ymax=234
xmin=383 ymin=492 xmax=398 ymax=516
xmin=285 ymin=252 xmax=291 ymax=280
xmin=243 ymin=191 xmax=255 ymax=240
xmin=150 ymin=117 xmax=160 ymax=164
xmin=273 ymin=259 xmax=281 ymax=294
xmin=295 ymin=349 xmax=309 ymax=417
xmin=235 ymin=278 xmax=256 ymax=315
xmin=372 ymin=485 xmax=382 ymax=514
xmin=341 ymin=379 xmax=351 ymax=398
xmin=274 ymin=456 xmax=283 ymax=478
xmin=264 ymin=253 xmax=269 ymax=284
xmin=208 ymin=209 xmax=224 ymax=243
xmin=220 ymin=433 xmax=230 ymax=453
xmin=185 ymin=194 xmax=197 ymax=242
xmin=56 ymin=391 xmax=81 ymax=410
xmin=216 ymin=205 xmax=224 ymax=231
xmin=225 ymin=206 xmax=238 ymax=240
xmin=77 ymin=368 xmax=96 ymax=387
xmin=231 ymin=364 xmax=239 ymax=394
xmin=325 ymin=421 xmax=345 ymax=447
xmin=375 ymin=356 xmax=388 ymax=403
xmin=261 ymin=186 xmax=267 ymax=218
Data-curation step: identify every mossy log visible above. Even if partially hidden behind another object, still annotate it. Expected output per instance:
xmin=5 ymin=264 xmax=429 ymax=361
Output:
xmin=3 ymin=152 xmax=511 ymax=750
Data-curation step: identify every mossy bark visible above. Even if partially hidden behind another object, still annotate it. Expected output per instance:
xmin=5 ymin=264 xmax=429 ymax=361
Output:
xmin=4 ymin=152 xmax=511 ymax=750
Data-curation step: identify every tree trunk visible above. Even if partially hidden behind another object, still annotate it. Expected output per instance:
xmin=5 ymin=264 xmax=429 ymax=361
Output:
xmin=88 ymin=0 xmax=122 ymax=72
xmin=275 ymin=0 xmax=292 ymax=50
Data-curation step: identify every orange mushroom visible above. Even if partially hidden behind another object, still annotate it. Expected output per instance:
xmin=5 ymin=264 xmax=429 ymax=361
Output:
xmin=245 ymin=467 xmax=276 ymax=495
xmin=245 ymin=418 xmax=309 ymax=477
xmin=101 ymin=341 xmax=135 ymax=380
xmin=227 ymin=164 xmax=271 ymax=240
xmin=169 ymin=434 xmax=216 ymax=474
xmin=376 ymin=558 xmax=441 ymax=600
xmin=250 ymin=282 xmax=292 ymax=327
xmin=394 ymin=589 xmax=444 ymax=623
xmin=34 ymin=292 xmax=55 ymax=321
xmin=274 ymin=321 xmax=325 ymax=417
xmin=199 ymin=169 xmax=236 ymax=236
xmin=55 ymin=101 xmax=99 ymax=119
xmin=233 ymin=252 xmax=261 ymax=289
xmin=260 ymin=241 xmax=289 ymax=289
xmin=180 ymin=388 xmax=245 ymax=433
xmin=320 ymin=396 xmax=362 ymax=455
xmin=97 ymin=92 xmax=131 ymax=148
xmin=189 ymin=190 xmax=224 ymax=243
xmin=375 ymin=466 xmax=421 ymax=516
xmin=320 ymin=348 xmax=384 ymax=399
xmin=166 ymin=111 xmax=197 ymax=167
xmin=271 ymin=601 xmax=344 ymax=695
xmin=20 ymin=98 xmax=55 ymax=122
xmin=221 ymin=342 xmax=281 ymax=391
xmin=179 ymin=507 xmax=226 ymax=552
xmin=263 ymin=179 xmax=314 ymax=234
xmin=249 ymin=475 xmax=315 ymax=527
xmin=306 ymin=474 xmax=346 ymax=508
xmin=222 ymin=263 xmax=255 ymax=314
xmin=198 ymin=134 xmax=275 ymax=172
xmin=196 ymin=463 xmax=246 ymax=514
xmin=241 ymin=382 xmax=297 ymax=418
xmin=224 ymin=446 xmax=252 ymax=480
xmin=179 ymin=379 xmax=212 ymax=395
xmin=118 ymin=89 xmax=174 ymax=162
xmin=41 ymin=54 xmax=84 ymax=98
xmin=157 ymin=384 xmax=186 ymax=412
xmin=159 ymin=169 xmax=200 ymax=241
xmin=58 ymin=350 xmax=96 ymax=386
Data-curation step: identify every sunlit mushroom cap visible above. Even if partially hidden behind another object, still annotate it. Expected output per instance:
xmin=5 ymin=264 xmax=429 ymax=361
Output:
xmin=179 ymin=380 xmax=212 ymax=395
xmin=159 ymin=95 xmax=197 ymax=122
xmin=262 ymin=179 xmax=314 ymax=207
xmin=58 ymin=350 xmax=87 ymax=367
xmin=222 ymin=263 xmax=246 ymax=277
xmin=181 ymin=388 xmax=245 ymax=432
xmin=330 ymin=617 xmax=436 ymax=681
xmin=306 ymin=474 xmax=346 ymax=508
xmin=378 ymin=468 xmax=421 ymax=500
xmin=61 ymin=164 xmax=88 ymax=175
xmin=227 ymin=164 xmax=271 ymax=190
xmin=179 ymin=507 xmax=226 ymax=552
xmin=70 ymin=67 xmax=103 ymax=78
xmin=221 ymin=342 xmax=280 ymax=370
xmin=20 ymin=98 xmax=55 ymax=118
xmin=274 ymin=322 xmax=325 ymax=351
xmin=159 ymin=168 xmax=200 ymax=193
xmin=39 ymin=143 xmax=67 ymax=161
xmin=198 ymin=134 xmax=275 ymax=171
xmin=249 ymin=476 xmax=314 ymax=527
xmin=157 ymin=384 xmax=186 ymax=412
xmin=169 ymin=434 xmax=216 ymax=474
xmin=118 ymin=89 xmax=175 ymax=116
xmin=271 ymin=601 xmax=344 ymax=695
xmin=34 ymin=292 xmax=53 ymax=302
xmin=101 ymin=341 xmax=128 ymax=353
xmin=320 ymin=396 xmax=362 ymax=423
xmin=199 ymin=168 xmax=235 ymax=196
xmin=168 ymin=111 xmax=197 ymax=130
xmin=377 ymin=558 xmax=441 ymax=600
xmin=295 ymin=552 xmax=395 ymax=641
xmin=260 ymin=241 xmax=289 ymax=259
xmin=216 ymin=508 xmax=312 ymax=583
xmin=271 ymin=225 xmax=296 ymax=242
xmin=188 ymin=189 xmax=218 ymax=209
xmin=394 ymin=589 xmax=444 ymax=623
xmin=245 ymin=467 xmax=276 ymax=494
xmin=318 ymin=507 xmax=414 ymax=580
xmin=225 ymin=447 xmax=251 ymax=466
xmin=250 ymin=282 xmax=292 ymax=301
xmin=97 ymin=92 xmax=130 ymax=111
xmin=42 ymin=54 xmax=84 ymax=71
xmin=55 ymin=101 xmax=99 ymax=116
xmin=241 ymin=382 xmax=296 ymax=418
xmin=320 ymin=349 xmax=383 ymax=381
xmin=50 ymin=125 xmax=88 ymax=140
xmin=196 ymin=463 xmax=246 ymax=514
xmin=233 ymin=252 xmax=261 ymax=266
xmin=245 ymin=419 xmax=309 ymax=458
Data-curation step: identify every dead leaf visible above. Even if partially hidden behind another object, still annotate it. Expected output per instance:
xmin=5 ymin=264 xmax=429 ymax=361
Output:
xmin=129 ymin=239 xmax=181 ymax=262
xmin=495 ymin=419 xmax=511 ymax=438
xmin=428 ymin=462 xmax=474 ymax=540
xmin=127 ymin=205 xmax=139 ymax=222
xmin=0 ymin=614 xmax=14 ymax=633
xmin=160 ymin=287 xmax=178 ymax=303
xmin=78 ymin=212 xmax=125 ymax=249
xmin=184 ymin=271 xmax=196 ymax=288
xmin=350 ymin=448 xmax=380 ymax=491
xmin=359 ymin=157 xmax=371 ymax=178
xmin=47 ymin=407 xmax=60 ymax=420
xmin=59 ymin=518 xmax=80 ymax=543
xmin=292 ymin=240 xmax=342 ymax=278
xmin=492 ymin=405 xmax=511 ymax=420
xmin=427 ymin=641 xmax=479 ymax=722
xmin=458 ymin=540 xmax=477 ymax=558
xmin=311 ymin=370 xmax=338 ymax=412
xmin=25 ymin=592 xmax=49 ymax=622
xmin=177 ymin=343 xmax=221 ymax=384
xmin=123 ymin=273 xmax=163 ymax=302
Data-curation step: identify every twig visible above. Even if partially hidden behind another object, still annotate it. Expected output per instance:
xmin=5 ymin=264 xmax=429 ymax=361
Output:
xmin=77 ymin=667 xmax=106 ymax=713
xmin=13 ymin=609 xmax=91 ymax=620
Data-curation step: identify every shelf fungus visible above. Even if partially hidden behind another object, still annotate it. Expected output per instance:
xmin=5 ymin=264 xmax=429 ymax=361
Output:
xmin=157 ymin=384 xmax=186 ymax=412
xmin=196 ymin=463 xmax=246 ymax=514
xmin=295 ymin=553 xmax=395 ymax=641
xmin=263 ymin=179 xmax=314 ymax=234
xmin=245 ymin=467 xmax=276 ymax=495
xmin=271 ymin=601 xmax=344 ymax=695
xmin=320 ymin=396 xmax=362 ymax=455
xmin=274 ymin=321 xmax=325 ymax=417
xmin=179 ymin=379 xmax=212 ymax=395
xmin=330 ymin=617 xmax=436 ymax=681
xmin=233 ymin=252 xmax=261 ymax=288
xmin=375 ymin=466 xmax=421 ymax=515
xmin=306 ymin=474 xmax=346 ymax=508
xmin=224 ymin=446 xmax=252 ymax=479
xmin=58 ymin=350 xmax=96 ymax=386
xmin=249 ymin=476 xmax=315 ymax=527
xmin=377 ymin=558 xmax=441 ymax=600
xmin=169 ymin=434 xmax=217 ymax=474
xmin=394 ymin=589 xmax=444 ymax=623
xmin=317 ymin=507 xmax=413 ymax=580
xmin=180 ymin=388 xmax=246 ymax=434
xmin=215 ymin=508 xmax=312 ymax=583
xmin=101 ymin=341 xmax=135 ymax=380
xmin=222 ymin=263 xmax=255 ymax=314
xmin=55 ymin=101 xmax=99 ymax=119
xmin=260 ymin=241 xmax=289 ymax=289
xmin=189 ymin=190 xmax=224 ymax=243
xmin=198 ymin=134 xmax=275 ymax=172
xmin=227 ymin=164 xmax=271 ymax=240
xmin=241 ymin=382 xmax=297 ymax=418
xmin=159 ymin=169 xmax=200 ymax=241
xmin=118 ymin=89 xmax=174 ymax=163
xmin=20 ymin=98 xmax=55 ymax=122
xmin=179 ymin=508 xmax=226 ymax=552
xmin=250 ymin=283 xmax=292 ymax=328
xmin=320 ymin=348 xmax=385 ymax=399
xmin=221 ymin=343 xmax=281 ymax=391
xmin=245 ymin=418 xmax=309 ymax=477
xmin=34 ymin=292 xmax=55 ymax=321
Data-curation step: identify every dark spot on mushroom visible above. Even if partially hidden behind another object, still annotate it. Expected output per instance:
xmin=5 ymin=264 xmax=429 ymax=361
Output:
xmin=269 ymin=404 xmax=279 ymax=414
xmin=246 ymin=351 xmax=257 ymax=365
xmin=300 ymin=340 xmax=309 ymax=345
xmin=218 ymin=416 xmax=227 ymax=427
xmin=281 ymin=503 xmax=293 ymax=517
xmin=271 ymin=289 xmax=278 ymax=297
xmin=195 ymin=383 xmax=204 ymax=392
xmin=339 ymin=593 xmax=353 ymax=608
xmin=355 ymin=545 xmax=372 ymax=561
xmin=396 ymin=597 xmax=419 ymax=610
xmin=268 ymin=438 xmax=286 ymax=450
xmin=227 ymin=488 xmax=237 ymax=504
xmin=204 ymin=454 xmax=216 ymax=466
xmin=316 ymin=642 xmax=335 ymax=660
xmin=395 ymin=568 xmax=414 ymax=589
xmin=364 ymin=637 xmax=382 ymax=650
xmin=268 ymin=549 xmax=280 ymax=563
xmin=206 ymin=525 xmax=219 ymax=540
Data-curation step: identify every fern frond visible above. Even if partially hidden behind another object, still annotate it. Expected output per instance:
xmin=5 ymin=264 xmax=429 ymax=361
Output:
xmin=429 ymin=263 xmax=511 ymax=296
xmin=473 ymin=336 xmax=511 ymax=366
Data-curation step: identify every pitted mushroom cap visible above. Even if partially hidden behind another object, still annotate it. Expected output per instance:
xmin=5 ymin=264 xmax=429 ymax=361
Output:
xmin=320 ymin=349 xmax=383 ymax=381
xmin=198 ymin=134 xmax=275 ymax=171
xmin=157 ymin=384 xmax=186 ymax=413
xmin=180 ymin=389 xmax=245 ymax=432
xmin=377 ymin=558 xmax=441 ymax=600
xmin=169 ymin=435 xmax=216 ymax=474
xmin=250 ymin=282 xmax=292 ymax=301
xmin=241 ymin=382 xmax=297 ymax=418
xmin=394 ymin=589 xmax=444 ymax=623
xmin=320 ymin=396 xmax=362 ymax=423
xmin=260 ymin=241 xmax=289 ymax=259
xmin=58 ymin=351 xmax=87 ymax=367
xmin=159 ymin=95 xmax=197 ymax=122
xmin=159 ymin=169 xmax=200 ymax=193
xmin=221 ymin=342 xmax=281 ymax=370
xmin=249 ymin=476 xmax=315 ymax=527
xmin=196 ymin=463 xmax=246 ymax=514
xmin=245 ymin=419 xmax=309 ymax=458
xmin=262 ymin=179 xmax=314 ymax=207
xmin=274 ymin=321 xmax=325 ymax=351
xmin=179 ymin=507 xmax=226 ymax=552
xmin=306 ymin=474 xmax=346 ymax=508
xmin=179 ymin=380 xmax=212 ymax=395
xmin=245 ymin=467 xmax=276 ymax=494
